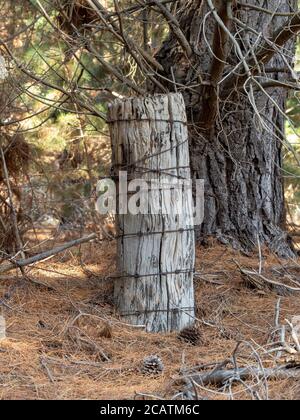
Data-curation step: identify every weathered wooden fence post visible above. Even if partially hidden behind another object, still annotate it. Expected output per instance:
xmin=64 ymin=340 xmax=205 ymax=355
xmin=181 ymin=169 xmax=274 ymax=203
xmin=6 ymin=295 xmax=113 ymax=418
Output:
xmin=108 ymin=93 xmax=195 ymax=332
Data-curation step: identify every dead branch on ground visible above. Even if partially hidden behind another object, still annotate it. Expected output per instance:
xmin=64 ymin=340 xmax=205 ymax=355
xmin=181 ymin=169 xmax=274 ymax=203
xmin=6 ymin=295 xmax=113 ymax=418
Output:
xmin=0 ymin=233 xmax=97 ymax=275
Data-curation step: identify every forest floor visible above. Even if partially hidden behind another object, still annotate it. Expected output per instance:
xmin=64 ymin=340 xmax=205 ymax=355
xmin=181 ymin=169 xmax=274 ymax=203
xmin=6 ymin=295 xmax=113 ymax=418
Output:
xmin=0 ymin=229 xmax=299 ymax=400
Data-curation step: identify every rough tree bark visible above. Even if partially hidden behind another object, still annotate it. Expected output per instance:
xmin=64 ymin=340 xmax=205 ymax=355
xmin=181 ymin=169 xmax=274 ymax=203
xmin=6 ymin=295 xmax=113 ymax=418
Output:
xmin=108 ymin=93 xmax=195 ymax=332
xmin=155 ymin=0 xmax=297 ymax=257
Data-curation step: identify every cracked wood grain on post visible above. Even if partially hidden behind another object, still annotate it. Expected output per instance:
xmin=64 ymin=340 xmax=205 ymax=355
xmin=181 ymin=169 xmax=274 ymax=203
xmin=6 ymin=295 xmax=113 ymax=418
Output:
xmin=109 ymin=93 xmax=195 ymax=332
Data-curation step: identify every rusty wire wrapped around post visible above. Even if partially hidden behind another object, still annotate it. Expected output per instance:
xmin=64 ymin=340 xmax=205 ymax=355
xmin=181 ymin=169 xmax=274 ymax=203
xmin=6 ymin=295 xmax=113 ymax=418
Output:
xmin=108 ymin=93 xmax=195 ymax=333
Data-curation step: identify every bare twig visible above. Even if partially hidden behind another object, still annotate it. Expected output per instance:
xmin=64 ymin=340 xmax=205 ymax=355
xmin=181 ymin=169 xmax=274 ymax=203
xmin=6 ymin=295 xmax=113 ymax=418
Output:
xmin=0 ymin=234 xmax=97 ymax=275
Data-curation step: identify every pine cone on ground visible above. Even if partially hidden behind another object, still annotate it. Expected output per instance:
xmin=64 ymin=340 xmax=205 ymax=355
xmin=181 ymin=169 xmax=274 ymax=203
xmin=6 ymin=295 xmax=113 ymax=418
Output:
xmin=140 ymin=355 xmax=164 ymax=375
xmin=178 ymin=326 xmax=203 ymax=345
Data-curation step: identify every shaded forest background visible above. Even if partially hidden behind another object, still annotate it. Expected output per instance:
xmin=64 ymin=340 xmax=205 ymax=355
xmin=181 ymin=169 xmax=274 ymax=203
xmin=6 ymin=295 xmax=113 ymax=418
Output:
xmin=1 ymin=0 xmax=300 ymax=255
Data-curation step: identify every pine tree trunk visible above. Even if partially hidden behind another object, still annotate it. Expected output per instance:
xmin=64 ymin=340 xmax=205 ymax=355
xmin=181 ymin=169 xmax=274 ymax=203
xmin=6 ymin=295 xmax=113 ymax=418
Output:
xmin=191 ymin=92 xmax=293 ymax=257
xmin=108 ymin=93 xmax=195 ymax=332
xmin=155 ymin=0 xmax=297 ymax=257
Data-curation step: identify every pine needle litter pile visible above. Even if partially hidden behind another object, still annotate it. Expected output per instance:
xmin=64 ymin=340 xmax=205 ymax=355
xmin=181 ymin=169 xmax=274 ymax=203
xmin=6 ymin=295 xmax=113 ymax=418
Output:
xmin=0 ymin=232 xmax=300 ymax=400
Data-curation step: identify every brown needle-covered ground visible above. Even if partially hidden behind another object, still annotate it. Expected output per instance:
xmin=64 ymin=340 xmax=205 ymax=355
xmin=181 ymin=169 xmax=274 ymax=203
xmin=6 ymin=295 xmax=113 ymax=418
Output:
xmin=0 ymin=230 xmax=299 ymax=400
